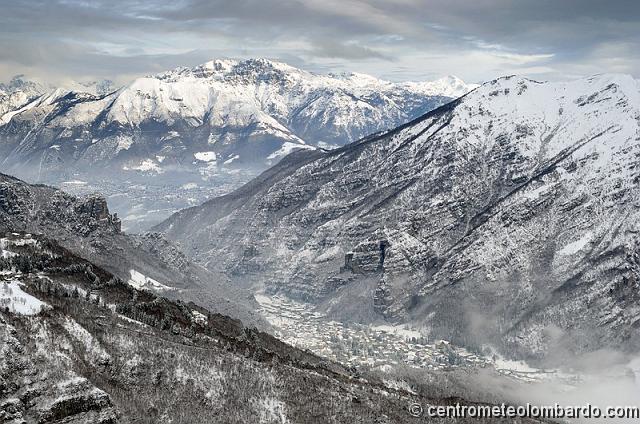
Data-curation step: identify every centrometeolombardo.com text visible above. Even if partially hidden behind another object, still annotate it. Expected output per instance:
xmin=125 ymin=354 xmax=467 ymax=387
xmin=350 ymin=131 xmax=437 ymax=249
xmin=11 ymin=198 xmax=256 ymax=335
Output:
xmin=409 ymin=402 xmax=640 ymax=420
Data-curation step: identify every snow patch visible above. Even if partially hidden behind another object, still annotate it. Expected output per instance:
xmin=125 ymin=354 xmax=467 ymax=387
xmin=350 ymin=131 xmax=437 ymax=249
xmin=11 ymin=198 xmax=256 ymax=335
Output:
xmin=194 ymin=151 xmax=217 ymax=162
xmin=267 ymin=142 xmax=314 ymax=160
xmin=124 ymin=159 xmax=163 ymax=174
xmin=223 ymin=154 xmax=239 ymax=165
xmin=383 ymin=378 xmax=417 ymax=394
xmin=0 ymin=280 xmax=50 ymax=315
xmin=558 ymin=232 xmax=593 ymax=256
xmin=191 ymin=310 xmax=208 ymax=326
xmin=127 ymin=269 xmax=172 ymax=291
xmin=522 ymin=183 xmax=554 ymax=200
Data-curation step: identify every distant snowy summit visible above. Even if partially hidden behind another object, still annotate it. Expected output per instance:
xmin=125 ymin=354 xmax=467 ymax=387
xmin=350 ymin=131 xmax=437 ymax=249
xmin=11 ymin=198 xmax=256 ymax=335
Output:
xmin=0 ymin=75 xmax=46 ymax=118
xmin=0 ymin=58 xmax=476 ymax=180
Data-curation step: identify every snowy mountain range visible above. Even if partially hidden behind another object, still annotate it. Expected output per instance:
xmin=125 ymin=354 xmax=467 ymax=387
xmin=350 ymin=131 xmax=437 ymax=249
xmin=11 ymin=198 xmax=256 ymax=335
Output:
xmin=157 ymin=73 xmax=640 ymax=362
xmin=0 ymin=76 xmax=114 ymax=121
xmin=0 ymin=59 xmax=475 ymax=181
xmin=2 ymin=63 xmax=639 ymax=420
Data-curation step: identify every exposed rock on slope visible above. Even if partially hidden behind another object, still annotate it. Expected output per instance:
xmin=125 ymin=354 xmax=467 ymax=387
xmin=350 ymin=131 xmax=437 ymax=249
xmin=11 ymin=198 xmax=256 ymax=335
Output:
xmin=157 ymin=74 xmax=640 ymax=361
xmin=0 ymin=172 xmax=262 ymax=326
xmin=0 ymin=59 xmax=474 ymax=180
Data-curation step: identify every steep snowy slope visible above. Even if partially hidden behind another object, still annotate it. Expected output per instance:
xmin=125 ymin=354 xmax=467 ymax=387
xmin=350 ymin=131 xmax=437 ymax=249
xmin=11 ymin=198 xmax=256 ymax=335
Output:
xmin=0 ymin=59 xmax=474 ymax=180
xmin=157 ymin=74 xmax=640 ymax=361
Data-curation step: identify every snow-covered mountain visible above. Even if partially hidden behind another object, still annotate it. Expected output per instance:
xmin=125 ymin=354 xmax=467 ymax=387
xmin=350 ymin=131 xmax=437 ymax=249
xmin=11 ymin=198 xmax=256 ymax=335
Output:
xmin=157 ymin=74 xmax=640 ymax=362
xmin=0 ymin=76 xmax=46 ymax=122
xmin=0 ymin=76 xmax=113 ymax=125
xmin=0 ymin=59 xmax=475 ymax=180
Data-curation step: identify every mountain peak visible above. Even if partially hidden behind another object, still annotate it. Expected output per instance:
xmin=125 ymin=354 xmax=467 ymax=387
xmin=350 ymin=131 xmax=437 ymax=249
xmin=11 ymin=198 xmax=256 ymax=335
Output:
xmin=156 ymin=58 xmax=477 ymax=96
xmin=0 ymin=74 xmax=46 ymax=96
xmin=479 ymin=72 xmax=638 ymax=91
xmin=399 ymin=74 xmax=478 ymax=98
xmin=467 ymin=73 xmax=640 ymax=116
xmin=200 ymin=58 xmax=238 ymax=71
xmin=186 ymin=57 xmax=305 ymax=82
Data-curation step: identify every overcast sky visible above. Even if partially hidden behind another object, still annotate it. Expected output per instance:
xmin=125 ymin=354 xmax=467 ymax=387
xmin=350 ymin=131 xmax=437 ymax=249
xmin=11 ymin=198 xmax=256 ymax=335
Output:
xmin=1 ymin=0 xmax=639 ymax=86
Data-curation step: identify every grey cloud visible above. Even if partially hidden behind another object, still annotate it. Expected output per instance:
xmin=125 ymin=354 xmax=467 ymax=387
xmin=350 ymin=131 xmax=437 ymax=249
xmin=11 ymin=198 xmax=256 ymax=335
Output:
xmin=308 ymin=40 xmax=391 ymax=60
xmin=0 ymin=0 xmax=639 ymax=84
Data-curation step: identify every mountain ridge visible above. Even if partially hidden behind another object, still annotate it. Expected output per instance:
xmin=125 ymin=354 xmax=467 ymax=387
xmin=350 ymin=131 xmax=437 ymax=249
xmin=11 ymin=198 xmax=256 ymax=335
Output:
xmin=0 ymin=58 xmax=475 ymax=180
xmin=0 ymin=171 xmax=265 ymax=327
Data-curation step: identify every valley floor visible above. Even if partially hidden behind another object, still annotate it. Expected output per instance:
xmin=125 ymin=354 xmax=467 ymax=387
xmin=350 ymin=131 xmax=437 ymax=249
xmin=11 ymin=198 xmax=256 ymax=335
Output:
xmin=255 ymin=290 xmax=640 ymax=412
xmin=256 ymin=293 xmax=561 ymax=382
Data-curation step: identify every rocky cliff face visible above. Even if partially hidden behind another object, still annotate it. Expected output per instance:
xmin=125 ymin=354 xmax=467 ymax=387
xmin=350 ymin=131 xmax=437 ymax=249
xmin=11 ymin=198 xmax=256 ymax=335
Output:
xmin=157 ymin=74 xmax=640 ymax=361
xmin=0 ymin=173 xmax=121 ymax=237
xmin=0 ymin=173 xmax=264 ymax=327
xmin=0 ymin=59 xmax=474 ymax=180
